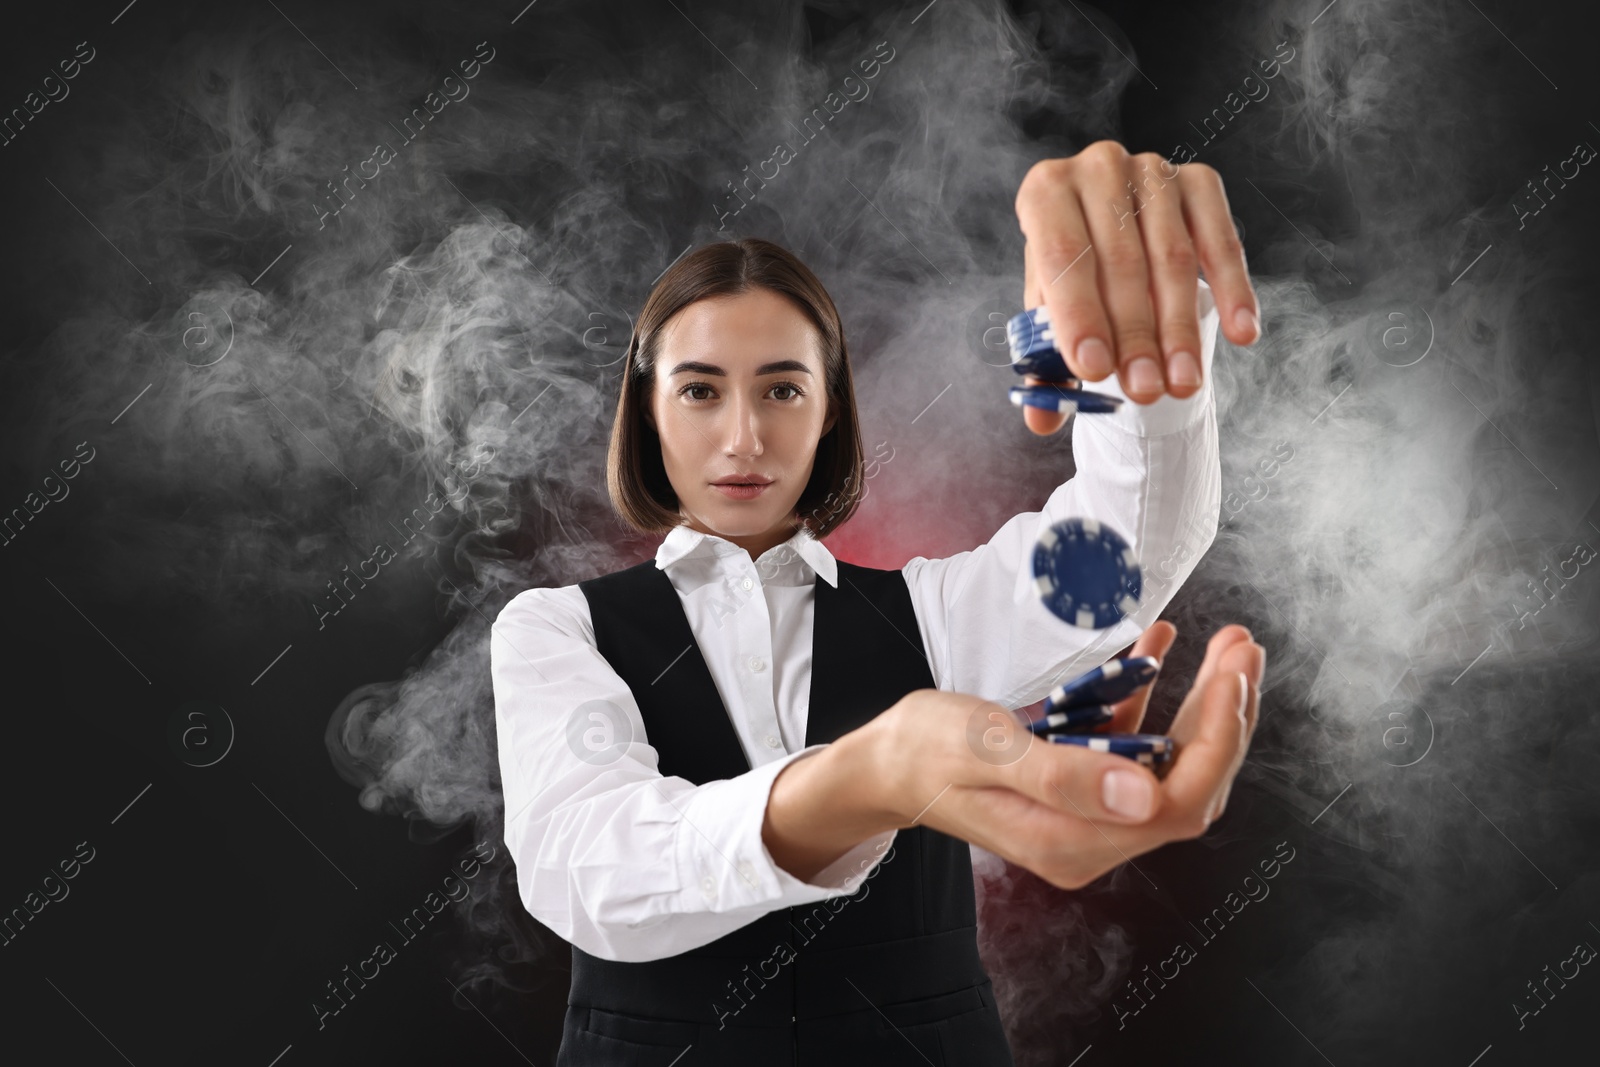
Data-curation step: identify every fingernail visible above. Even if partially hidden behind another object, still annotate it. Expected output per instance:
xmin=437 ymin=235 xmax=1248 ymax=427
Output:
xmin=1075 ymin=337 xmax=1113 ymax=378
xmin=1102 ymin=769 xmax=1155 ymax=820
xmin=1233 ymin=306 xmax=1260 ymax=340
xmin=1127 ymin=357 xmax=1162 ymax=396
xmin=1235 ymin=671 xmax=1250 ymax=721
xmin=1168 ymin=350 xmax=1201 ymax=389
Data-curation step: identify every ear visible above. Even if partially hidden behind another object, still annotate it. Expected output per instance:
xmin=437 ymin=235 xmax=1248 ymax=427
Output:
xmin=821 ymin=396 xmax=838 ymax=437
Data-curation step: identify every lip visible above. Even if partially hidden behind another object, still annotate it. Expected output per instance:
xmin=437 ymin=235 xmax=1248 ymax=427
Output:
xmin=711 ymin=479 xmax=772 ymax=500
xmin=711 ymin=475 xmax=773 ymax=485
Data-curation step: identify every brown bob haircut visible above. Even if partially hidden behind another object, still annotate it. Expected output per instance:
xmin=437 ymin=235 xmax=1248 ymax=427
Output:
xmin=606 ymin=237 xmax=866 ymax=539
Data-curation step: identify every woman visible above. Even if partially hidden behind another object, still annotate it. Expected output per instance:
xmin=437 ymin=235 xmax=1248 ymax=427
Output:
xmin=492 ymin=145 xmax=1267 ymax=1065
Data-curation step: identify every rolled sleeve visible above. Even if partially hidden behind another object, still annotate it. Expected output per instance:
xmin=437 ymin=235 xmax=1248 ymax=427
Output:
xmin=676 ymin=744 xmax=898 ymax=911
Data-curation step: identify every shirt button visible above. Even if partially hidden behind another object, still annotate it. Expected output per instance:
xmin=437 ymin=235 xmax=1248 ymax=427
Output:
xmin=765 ymin=734 xmax=781 ymax=748
xmin=701 ymin=876 xmax=716 ymax=900
xmin=742 ymin=577 xmax=754 ymax=590
xmin=749 ymin=656 xmax=765 ymax=672
xmin=737 ymin=861 xmax=757 ymax=886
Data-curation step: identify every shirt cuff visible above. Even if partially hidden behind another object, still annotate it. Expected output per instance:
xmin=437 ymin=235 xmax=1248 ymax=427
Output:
xmin=675 ymin=745 xmax=899 ymax=914
xmin=795 ymin=825 xmax=899 ymax=893
xmin=1087 ymin=279 xmax=1220 ymax=438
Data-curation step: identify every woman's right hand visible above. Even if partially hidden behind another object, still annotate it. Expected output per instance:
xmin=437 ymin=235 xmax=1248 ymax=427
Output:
xmin=861 ymin=621 xmax=1264 ymax=890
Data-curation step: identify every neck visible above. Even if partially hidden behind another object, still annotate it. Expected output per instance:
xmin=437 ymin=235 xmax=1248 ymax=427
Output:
xmin=683 ymin=516 xmax=799 ymax=561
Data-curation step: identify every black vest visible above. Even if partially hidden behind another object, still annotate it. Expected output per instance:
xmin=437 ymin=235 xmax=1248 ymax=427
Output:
xmin=556 ymin=556 xmax=1014 ymax=1066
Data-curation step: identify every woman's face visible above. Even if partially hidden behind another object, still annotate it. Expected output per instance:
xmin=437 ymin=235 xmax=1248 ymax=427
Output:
xmin=645 ymin=287 xmax=837 ymax=559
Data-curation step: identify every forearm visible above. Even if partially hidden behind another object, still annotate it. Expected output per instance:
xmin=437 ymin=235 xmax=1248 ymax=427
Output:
xmin=762 ymin=718 xmax=905 ymax=883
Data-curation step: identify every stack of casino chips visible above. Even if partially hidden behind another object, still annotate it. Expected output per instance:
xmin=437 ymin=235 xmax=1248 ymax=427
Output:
xmin=1023 ymin=655 xmax=1174 ymax=769
xmin=1004 ymin=304 xmax=1125 ymax=416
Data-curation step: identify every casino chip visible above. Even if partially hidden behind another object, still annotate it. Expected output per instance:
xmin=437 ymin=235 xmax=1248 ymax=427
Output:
xmin=1009 ymin=383 xmax=1124 ymax=416
xmin=1007 ymin=306 xmax=1073 ymax=380
xmin=1004 ymin=307 xmax=1124 ymax=413
xmin=1047 ymin=732 xmax=1175 ymax=764
xmin=1028 ymin=703 xmax=1114 ymax=735
xmin=1046 ymin=656 xmax=1161 ymax=711
xmin=1032 ymin=517 xmax=1143 ymax=629
xmin=1011 ymin=345 xmax=1073 ymax=381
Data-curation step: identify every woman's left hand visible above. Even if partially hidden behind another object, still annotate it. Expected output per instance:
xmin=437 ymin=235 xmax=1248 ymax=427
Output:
xmin=1013 ymin=140 xmax=1261 ymax=434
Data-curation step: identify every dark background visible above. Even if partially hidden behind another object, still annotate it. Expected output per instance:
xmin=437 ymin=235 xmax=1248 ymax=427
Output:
xmin=0 ymin=1 xmax=1595 ymax=1064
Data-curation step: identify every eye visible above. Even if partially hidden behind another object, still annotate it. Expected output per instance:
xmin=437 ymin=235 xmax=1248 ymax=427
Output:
xmin=679 ymin=383 xmax=715 ymax=402
xmin=771 ymin=381 xmax=806 ymax=401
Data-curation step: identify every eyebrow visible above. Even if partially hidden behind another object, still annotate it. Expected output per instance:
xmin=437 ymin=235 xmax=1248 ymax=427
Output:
xmin=666 ymin=359 xmax=814 ymax=377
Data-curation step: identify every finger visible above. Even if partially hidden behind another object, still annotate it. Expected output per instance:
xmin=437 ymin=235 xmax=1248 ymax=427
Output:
xmin=1173 ymin=634 xmax=1262 ymax=741
xmin=1016 ymin=154 xmax=1116 ymax=383
xmin=1078 ymin=146 xmax=1165 ymax=404
xmin=1168 ymin=625 xmax=1254 ymax=741
xmin=1108 ymin=619 xmax=1177 ymax=733
xmin=1208 ymin=669 xmax=1260 ymax=822
xmin=1023 ymin=231 xmax=1034 ymax=311
xmin=1020 ymin=370 xmax=1069 ymax=436
xmin=1180 ymin=163 xmax=1259 ymax=346
xmin=1196 ymin=669 xmax=1253 ymax=823
xmin=1008 ymin=738 xmax=1165 ymax=826
xmin=1132 ymin=153 xmax=1203 ymax=400
xmin=1237 ymin=641 xmax=1265 ymax=735
xmin=1209 ymin=645 xmax=1266 ymax=822
xmin=1157 ymin=668 xmax=1250 ymax=833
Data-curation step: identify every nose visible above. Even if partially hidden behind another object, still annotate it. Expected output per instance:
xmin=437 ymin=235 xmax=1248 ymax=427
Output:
xmin=722 ymin=390 xmax=764 ymax=459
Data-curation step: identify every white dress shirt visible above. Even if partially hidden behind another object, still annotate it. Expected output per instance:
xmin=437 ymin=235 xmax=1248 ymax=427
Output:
xmin=492 ymin=281 xmax=1221 ymax=963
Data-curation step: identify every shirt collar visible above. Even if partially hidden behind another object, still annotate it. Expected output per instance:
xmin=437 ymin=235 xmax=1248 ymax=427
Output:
xmin=655 ymin=522 xmax=838 ymax=588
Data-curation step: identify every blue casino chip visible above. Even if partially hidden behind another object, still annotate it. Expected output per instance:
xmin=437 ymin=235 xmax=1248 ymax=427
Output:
xmin=1013 ymin=348 xmax=1074 ymax=380
xmin=1006 ymin=306 xmax=1073 ymax=380
xmin=1006 ymin=305 xmax=1055 ymax=359
xmin=1046 ymin=656 xmax=1161 ymax=711
xmin=1032 ymin=517 xmax=1143 ymax=629
xmin=1047 ymin=732 xmax=1174 ymax=762
xmin=1009 ymin=383 xmax=1123 ymax=416
xmin=1028 ymin=703 xmax=1114 ymax=735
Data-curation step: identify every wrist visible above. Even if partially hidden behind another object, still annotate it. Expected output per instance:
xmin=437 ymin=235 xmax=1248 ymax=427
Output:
xmin=762 ymin=728 xmax=906 ymax=884
xmin=836 ymin=716 xmax=913 ymax=833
